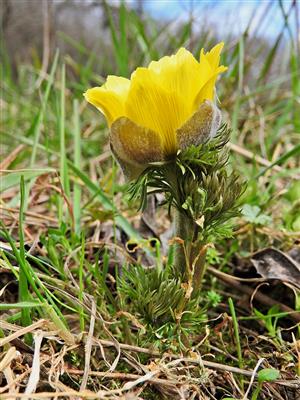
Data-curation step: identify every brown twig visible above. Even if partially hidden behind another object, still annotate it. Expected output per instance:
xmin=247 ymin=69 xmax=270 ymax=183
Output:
xmin=93 ymin=338 xmax=255 ymax=378
xmin=67 ymin=368 xmax=179 ymax=387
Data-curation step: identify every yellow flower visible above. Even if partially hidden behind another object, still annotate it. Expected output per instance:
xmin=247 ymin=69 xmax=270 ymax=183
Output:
xmin=85 ymin=43 xmax=227 ymax=179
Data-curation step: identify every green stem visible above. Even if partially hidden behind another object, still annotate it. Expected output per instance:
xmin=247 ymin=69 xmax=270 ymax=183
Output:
xmin=173 ymin=209 xmax=208 ymax=296
xmin=190 ymin=243 xmax=208 ymax=295
xmin=173 ymin=209 xmax=194 ymax=278
xmin=251 ymin=383 xmax=262 ymax=400
xmin=166 ymin=162 xmax=208 ymax=295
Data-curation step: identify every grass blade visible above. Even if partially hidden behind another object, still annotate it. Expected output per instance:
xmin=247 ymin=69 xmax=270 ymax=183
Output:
xmin=0 ymin=301 xmax=43 ymax=311
xmin=73 ymin=99 xmax=81 ymax=235
xmin=19 ymin=176 xmax=32 ymax=331
xmin=59 ymin=63 xmax=70 ymax=196
xmin=256 ymin=143 xmax=300 ymax=178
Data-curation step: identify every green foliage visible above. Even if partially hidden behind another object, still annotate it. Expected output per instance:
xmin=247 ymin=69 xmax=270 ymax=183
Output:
xmin=206 ymin=290 xmax=222 ymax=307
xmin=284 ymin=181 xmax=300 ymax=231
xmin=253 ymin=305 xmax=286 ymax=348
xmin=129 ymin=125 xmax=245 ymax=243
xmin=206 ymin=246 xmax=221 ymax=265
xmin=118 ymin=263 xmax=207 ymax=347
xmin=285 ymin=181 xmax=300 ymax=203
xmin=251 ymin=368 xmax=280 ymax=400
xmin=257 ymin=368 xmax=280 ymax=383
xmin=284 ymin=201 xmax=300 ymax=231
xmin=242 ymin=204 xmax=272 ymax=226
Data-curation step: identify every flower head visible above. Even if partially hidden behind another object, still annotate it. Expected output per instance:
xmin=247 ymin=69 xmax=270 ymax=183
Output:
xmin=85 ymin=43 xmax=227 ymax=179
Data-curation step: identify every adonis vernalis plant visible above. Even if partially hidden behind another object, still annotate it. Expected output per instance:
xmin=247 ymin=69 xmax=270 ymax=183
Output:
xmin=85 ymin=42 xmax=245 ymax=302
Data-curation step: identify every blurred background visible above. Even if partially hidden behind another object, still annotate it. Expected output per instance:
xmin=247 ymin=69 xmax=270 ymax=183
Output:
xmin=2 ymin=0 xmax=299 ymax=67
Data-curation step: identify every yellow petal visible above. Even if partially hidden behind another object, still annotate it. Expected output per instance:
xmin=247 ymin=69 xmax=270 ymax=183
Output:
xmin=193 ymin=43 xmax=227 ymax=106
xmin=176 ymin=100 xmax=221 ymax=150
xmin=194 ymin=66 xmax=228 ymax=106
xmin=148 ymin=48 xmax=203 ymax=113
xmin=84 ymin=76 xmax=130 ymax=126
xmin=110 ymin=116 xmax=164 ymax=179
xmin=105 ymin=75 xmax=130 ymax=97
xmin=125 ymin=67 xmax=190 ymax=156
xmin=201 ymin=42 xmax=225 ymax=70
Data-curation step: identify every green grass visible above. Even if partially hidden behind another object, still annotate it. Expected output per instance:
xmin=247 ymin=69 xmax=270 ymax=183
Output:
xmin=0 ymin=2 xmax=299 ymax=399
